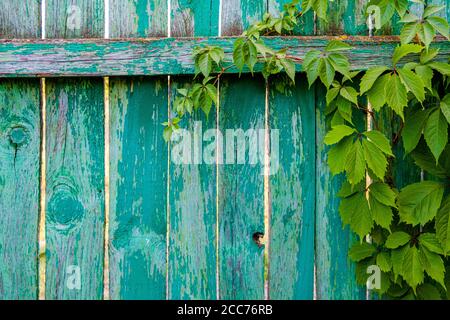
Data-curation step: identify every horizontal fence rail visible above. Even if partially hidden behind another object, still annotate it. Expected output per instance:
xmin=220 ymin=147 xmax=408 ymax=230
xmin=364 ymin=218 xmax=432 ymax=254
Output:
xmin=0 ymin=36 xmax=449 ymax=77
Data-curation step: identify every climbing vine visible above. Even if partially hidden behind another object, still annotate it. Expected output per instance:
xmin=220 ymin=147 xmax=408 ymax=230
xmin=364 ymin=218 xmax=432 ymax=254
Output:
xmin=164 ymin=0 xmax=450 ymax=299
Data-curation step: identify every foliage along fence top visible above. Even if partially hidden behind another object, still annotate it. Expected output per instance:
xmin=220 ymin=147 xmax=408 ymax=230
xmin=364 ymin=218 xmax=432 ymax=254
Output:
xmin=0 ymin=0 xmax=449 ymax=300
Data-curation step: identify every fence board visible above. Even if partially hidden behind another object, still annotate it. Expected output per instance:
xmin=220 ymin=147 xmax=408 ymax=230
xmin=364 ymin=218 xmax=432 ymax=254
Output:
xmin=45 ymin=0 xmax=104 ymax=299
xmin=168 ymin=0 xmax=219 ymax=300
xmin=0 ymin=0 xmax=41 ymax=300
xmin=268 ymin=75 xmax=315 ymax=299
xmin=108 ymin=0 xmax=168 ymax=300
xmin=0 ymin=80 xmax=40 ymax=299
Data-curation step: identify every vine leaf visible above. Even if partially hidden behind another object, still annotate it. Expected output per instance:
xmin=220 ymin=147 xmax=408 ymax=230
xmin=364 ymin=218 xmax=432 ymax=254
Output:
xmin=392 ymin=44 xmax=423 ymax=66
xmin=323 ymin=124 xmax=355 ymax=145
xmin=436 ymin=196 xmax=450 ymax=255
xmin=376 ymin=252 xmax=392 ymax=272
xmin=349 ymin=242 xmax=376 ymax=262
xmin=418 ymin=233 xmax=444 ymax=255
xmin=397 ymin=67 xmax=425 ymax=103
xmin=424 ymin=109 xmax=448 ymax=163
xmin=363 ymin=130 xmax=393 ymax=156
xmin=328 ymin=136 xmax=353 ymax=175
xmin=339 ymin=192 xmax=373 ymax=238
xmin=397 ymin=181 xmax=445 ymax=226
xmin=369 ymin=182 xmax=397 ymax=207
xmin=402 ymin=108 xmax=431 ymax=154
xmin=385 ymin=231 xmax=410 ymax=249
xmin=362 ymin=139 xmax=387 ymax=180
xmin=402 ymin=246 xmax=424 ymax=293
xmin=440 ymin=94 xmax=450 ymax=124
xmin=345 ymin=140 xmax=366 ymax=185
xmin=360 ymin=66 xmax=388 ymax=95
xmin=418 ymin=246 xmax=445 ymax=288
xmin=385 ymin=73 xmax=408 ymax=119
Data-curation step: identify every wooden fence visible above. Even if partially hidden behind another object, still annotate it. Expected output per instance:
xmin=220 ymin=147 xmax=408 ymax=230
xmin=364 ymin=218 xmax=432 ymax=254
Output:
xmin=0 ymin=0 xmax=448 ymax=300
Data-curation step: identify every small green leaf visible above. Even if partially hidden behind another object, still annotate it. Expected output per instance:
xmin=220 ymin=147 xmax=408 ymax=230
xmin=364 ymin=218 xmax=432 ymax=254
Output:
xmin=392 ymin=44 xmax=423 ymax=66
xmin=323 ymin=125 xmax=355 ymax=145
xmin=397 ymin=67 xmax=425 ymax=102
xmin=369 ymin=196 xmax=394 ymax=231
xmin=385 ymin=73 xmax=408 ymax=119
xmin=325 ymin=40 xmax=352 ymax=52
xmin=345 ymin=140 xmax=366 ymax=185
xmin=280 ymin=58 xmax=296 ymax=83
xmin=402 ymin=108 xmax=431 ymax=154
xmin=418 ymin=247 xmax=445 ymax=288
xmin=424 ymin=109 xmax=448 ymax=162
xmin=369 ymin=182 xmax=397 ymax=208
xmin=349 ymin=243 xmax=376 ymax=262
xmin=427 ymin=62 xmax=450 ymax=76
xmin=363 ymin=130 xmax=393 ymax=156
xmin=360 ymin=66 xmax=389 ymax=95
xmin=386 ymin=232 xmax=410 ymax=249
xmin=339 ymin=192 xmax=373 ymax=238
xmin=427 ymin=16 xmax=449 ymax=39
xmin=376 ymin=252 xmax=392 ymax=272
xmin=362 ymin=139 xmax=388 ymax=180
xmin=401 ymin=246 xmax=424 ymax=292
xmin=340 ymin=86 xmax=358 ymax=105
xmin=367 ymin=73 xmax=389 ymax=111
xmin=423 ymin=4 xmax=445 ymax=18
xmin=326 ymin=87 xmax=340 ymax=105
xmin=400 ymin=22 xmax=419 ymax=45
xmin=328 ymin=136 xmax=353 ymax=175
xmin=436 ymin=196 xmax=450 ymax=255
xmin=418 ymin=233 xmax=444 ymax=255
xmin=440 ymin=94 xmax=450 ymax=124
xmin=318 ymin=58 xmax=335 ymax=88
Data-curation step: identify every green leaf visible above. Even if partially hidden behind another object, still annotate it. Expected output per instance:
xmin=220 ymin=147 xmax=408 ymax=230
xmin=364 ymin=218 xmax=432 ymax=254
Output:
xmin=397 ymin=67 xmax=425 ymax=102
xmin=420 ymin=48 xmax=439 ymax=64
xmin=280 ymin=58 xmax=296 ymax=83
xmin=163 ymin=126 xmax=173 ymax=142
xmin=427 ymin=16 xmax=449 ymax=39
xmin=233 ymin=38 xmax=246 ymax=72
xmin=397 ymin=181 xmax=445 ymax=226
xmin=367 ymin=73 xmax=389 ymax=111
xmin=198 ymin=53 xmax=212 ymax=77
xmin=391 ymin=245 xmax=408 ymax=280
xmin=415 ymin=65 xmax=433 ymax=92
xmin=418 ymin=233 xmax=444 ymax=255
xmin=326 ymin=87 xmax=340 ymax=105
xmin=360 ymin=66 xmax=389 ymax=95
xmin=427 ymin=62 xmax=450 ymax=76
xmin=362 ymin=139 xmax=387 ymax=180
xmin=385 ymin=231 xmax=410 ymax=249
xmin=325 ymin=40 xmax=352 ymax=52
xmin=424 ymin=109 xmax=448 ymax=162
xmin=369 ymin=182 xmax=397 ymax=207
xmin=392 ymin=44 xmax=423 ymax=66
xmin=376 ymin=252 xmax=392 ymax=272
xmin=349 ymin=243 xmax=376 ymax=262
xmin=318 ymin=58 xmax=335 ymax=88
xmin=340 ymin=86 xmax=358 ymax=105
xmin=417 ymin=22 xmax=435 ymax=49
xmin=423 ymin=4 xmax=445 ymax=18
xmin=385 ymin=73 xmax=408 ymax=120
xmin=363 ymin=130 xmax=393 ymax=156
xmin=323 ymin=125 xmax=355 ymax=145
xmin=418 ymin=247 xmax=445 ymax=288
xmin=345 ymin=140 xmax=366 ymax=185
xmin=402 ymin=108 xmax=431 ymax=154
xmin=339 ymin=192 xmax=373 ymax=238
xmin=401 ymin=246 xmax=424 ymax=292
xmin=417 ymin=283 xmax=442 ymax=300
xmin=369 ymin=196 xmax=394 ymax=231
xmin=436 ymin=196 xmax=450 ymax=255
xmin=328 ymin=136 xmax=353 ymax=175
xmin=440 ymin=94 xmax=450 ymax=124
xmin=400 ymin=22 xmax=419 ymax=45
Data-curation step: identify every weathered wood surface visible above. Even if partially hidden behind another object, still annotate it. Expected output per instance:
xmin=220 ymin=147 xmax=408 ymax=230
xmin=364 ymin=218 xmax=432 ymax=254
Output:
xmin=0 ymin=0 xmax=41 ymax=300
xmin=1 ymin=37 xmax=448 ymax=77
xmin=45 ymin=0 xmax=105 ymax=299
xmin=168 ymin=0 xmax=219 ymax=300
xmin=0 ymin=0 xmax=41 ymax=39
xmin=268 ymin=74 xmax=315 ymax=299
xmin=109 ymin=77 xmax=168 ymax=299
xmin=108 ymin=0 xmax=168 ymax=300
xmin=0 ymin=79 xmax=41 ymax=299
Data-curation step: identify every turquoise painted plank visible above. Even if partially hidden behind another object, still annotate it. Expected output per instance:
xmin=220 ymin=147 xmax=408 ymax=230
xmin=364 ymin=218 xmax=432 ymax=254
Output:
xmin=168 ymin=0 xmax=219 ymax=300
xmin=0 ymin=1 xmax=40 ymax=300
xmin=268 ymin=74 xmax=315 ymax=299
xmin=315 ymin=85 xmax=366 ymax=300
xmin=171 ymin=0 xmax=220 ymax=37
xmin=45 ymin=0 xmax=104 ymax=38
xmin=0 ymin=79 xmax=40 ymax=299
xmin=108 ymin=0 xmax=168 ymax=300
xmin=218 ymin=75 xmax=266 ymax=300
xmin=0 ymin=0 xmax=41 ymax=39
xmin=316 ymin=0 xmax=369 ymax=35
xmin=1 ymin=37 xmax=450 ymax=77
xmin=110 ymin=0 xmax=167 ymax=38
xmin=221 ymin=0 xmax=267 ymax=35
xmin=109 ymin=77 xmax=168 ymax=299
xmin=45 ymin=1 xmax=104 ymax=299
xmin=45 ymin=78 xmax=104 ymax=299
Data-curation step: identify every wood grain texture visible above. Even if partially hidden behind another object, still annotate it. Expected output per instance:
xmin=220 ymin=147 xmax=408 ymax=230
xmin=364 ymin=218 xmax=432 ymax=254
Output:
xmin=221 ymin=0 xmax=267 ymax=36
xmin=45 ymin=78 xmax=104 ymax=299
xmin=0 ymin=1 xmax=40 ymax=300
xmin=171 ymin=0 xmax=219 ymax=37
xmin=1 ymin=37 xmax=449 ymax=77
xmin=0 ymin=0 xmax=41 ymax=39
xmin=168 ymin=1 xmax=219 ymax=300
xmin=108 ymin=0 xmax=168 ymax=300
xmin=45 ymin=0 xmax=104 ymax=38
xmin=268 ymin=0 xmax=314 ymax=35
xmin=45 ymin=2 xmax=104 ymax=299
xmin=268 ymin=74 xmax=315 ymax=299
xmin=108 ymin=77 xmax=167 ymax=299
xmin=110 ymin=0 xmax=167 ymax=38
xmin=0 ymin=79 xmax=40 ymax=299
xmin=316 ymin=0 xmax=369 ymax=35
xmin=218 ymin=75 xmax=266 ymax=300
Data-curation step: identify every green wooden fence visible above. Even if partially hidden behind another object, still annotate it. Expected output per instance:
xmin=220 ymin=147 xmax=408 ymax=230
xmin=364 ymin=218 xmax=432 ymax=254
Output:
xmin=0 ymin=0 xmax=448 ymax=300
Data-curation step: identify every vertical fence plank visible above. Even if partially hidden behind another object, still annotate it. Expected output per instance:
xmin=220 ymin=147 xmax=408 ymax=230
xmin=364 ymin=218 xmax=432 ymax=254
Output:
xmin=315 ymin=1 xmax=368 ymax=300
xmin=0 ymin=0 xmax=41 ymax=300
xmin=219 ymin=0 xmax=267 ymax=300
xmin=45 ymin=0 xmax=104 ymax=299
xmin=45 ymin=0 xmax=104 ymax=38
xmin=268 ymin=75 xmax=315 ymax=299
xmin=168 ymin=0 xmax=219 ymax=300
xmin=108 ymin=0 xmax=168 ymax=299
xmin=0 ymin=0 xmax=41 ymax=38
xmin=266 ymin=1 xmax=315 ymax=300
xmin=0 ymin=80 xmax=40 ymax=300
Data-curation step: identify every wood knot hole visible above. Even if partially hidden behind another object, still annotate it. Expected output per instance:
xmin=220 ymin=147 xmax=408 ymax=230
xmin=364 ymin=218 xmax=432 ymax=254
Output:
xmin=253 ymin=232 xmax=265 ymax=247
xmin=9 ymin=126 xmax=28 ymax=146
